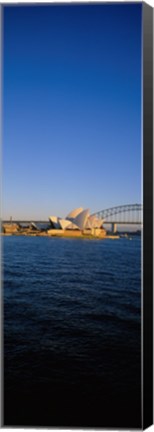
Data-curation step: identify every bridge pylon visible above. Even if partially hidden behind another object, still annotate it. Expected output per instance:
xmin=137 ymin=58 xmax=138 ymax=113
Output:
xmin=111 ymin=223 xmax=117 ymax=234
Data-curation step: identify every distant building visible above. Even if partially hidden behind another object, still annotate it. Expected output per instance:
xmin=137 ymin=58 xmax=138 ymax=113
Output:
xmin=3 ymin=223 xmax=19 ymax=234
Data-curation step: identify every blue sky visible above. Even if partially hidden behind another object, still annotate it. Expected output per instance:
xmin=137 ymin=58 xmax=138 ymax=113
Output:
xmin=3 ymin=4 xmax=142 ymax=220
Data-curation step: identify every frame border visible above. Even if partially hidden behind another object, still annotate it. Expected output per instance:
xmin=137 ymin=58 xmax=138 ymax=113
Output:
xmin=143 ymin=2 xmax=153 ymax=429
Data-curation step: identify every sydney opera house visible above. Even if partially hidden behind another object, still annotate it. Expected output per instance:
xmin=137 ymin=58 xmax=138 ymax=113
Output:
xmin=48 ymin=207 xmax=106 ymax=237
xmin=2 ymin=207 xmax=107 ymax=238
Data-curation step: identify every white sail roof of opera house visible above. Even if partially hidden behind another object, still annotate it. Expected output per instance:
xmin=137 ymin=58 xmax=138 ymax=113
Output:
xmin=73 ymin=209 xmax=89 ymax=230
xmin=59 ymin=219 xmax=72 ymax=230
xmin=65 ymin=221 xmax=81 ymax=230
xmin=66 ymin=207 xmax=83 ymax=220
xmin=49 ymin=208 xmax=104 ymax=231
xmin=88 ymin=215 xmax=103 ymax=229
xmin=49 ymin=216 xmax=61 ymax=229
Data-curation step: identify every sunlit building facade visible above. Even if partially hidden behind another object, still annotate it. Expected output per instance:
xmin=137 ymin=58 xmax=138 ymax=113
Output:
xmin=49 ymin=207 xmax=104 ymax=232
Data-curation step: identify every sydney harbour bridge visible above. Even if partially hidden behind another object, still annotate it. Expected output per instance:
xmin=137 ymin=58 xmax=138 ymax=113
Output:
xmin=92 ymin=203 xmax=142 ymax=233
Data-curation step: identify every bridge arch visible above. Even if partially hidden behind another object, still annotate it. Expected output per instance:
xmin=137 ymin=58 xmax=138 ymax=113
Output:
xmin=92 ymin=203 xmax=142 ymax=224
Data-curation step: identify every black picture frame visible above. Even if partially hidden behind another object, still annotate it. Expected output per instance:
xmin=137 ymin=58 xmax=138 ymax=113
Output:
xmin=143 ymin=1 xmax=153 ymax=429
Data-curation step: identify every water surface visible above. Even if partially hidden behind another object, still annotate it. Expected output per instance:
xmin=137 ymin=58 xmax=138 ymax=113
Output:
xmin=4 ymin=236 xmax=141 ymax=427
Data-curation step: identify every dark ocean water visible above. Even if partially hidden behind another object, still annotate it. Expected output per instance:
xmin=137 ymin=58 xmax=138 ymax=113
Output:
xmin=3 ymin=236 xmax=141 ymax=428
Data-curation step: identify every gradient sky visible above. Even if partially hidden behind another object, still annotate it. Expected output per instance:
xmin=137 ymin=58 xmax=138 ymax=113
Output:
xmin=3 ymin=3 xmax=142 ymax=220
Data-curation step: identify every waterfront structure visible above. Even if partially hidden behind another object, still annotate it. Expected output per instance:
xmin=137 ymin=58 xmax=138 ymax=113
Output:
xmin=49 ymin=207 xmax=104 ymax=232
xmin=2 ymin=223 xmax=19 ymax=234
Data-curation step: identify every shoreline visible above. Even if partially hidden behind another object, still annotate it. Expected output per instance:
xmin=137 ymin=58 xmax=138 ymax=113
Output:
xmin=0 ymin=232 xmax=120 ymax=240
